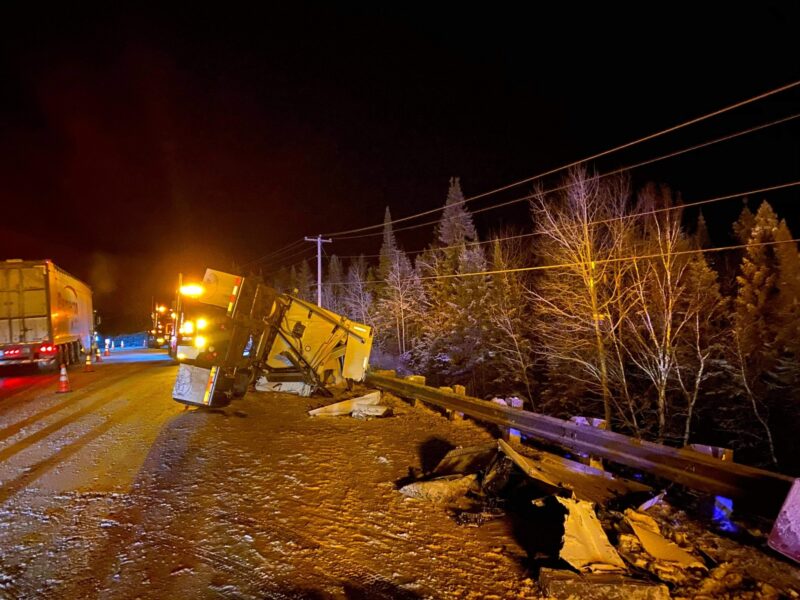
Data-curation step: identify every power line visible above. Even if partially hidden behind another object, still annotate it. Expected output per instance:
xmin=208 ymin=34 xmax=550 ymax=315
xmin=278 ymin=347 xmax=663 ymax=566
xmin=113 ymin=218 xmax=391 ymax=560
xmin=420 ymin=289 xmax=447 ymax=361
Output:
xmin=241 ymin=238 xmax=307 ymax=268
xmin=416 ymin=237 xmax=800 ymax=282
xmin=322 ymin=80 xmax=800 ymax=238
xmin=329 ymin=180 xmax=800 ymax=261
xmin=330 ymin=237 xmax=800 ymax=287
xmin=331 ymin=112 xmax=800 ymax=242
xmin=259 ymin=246 xmax=316 ymax=274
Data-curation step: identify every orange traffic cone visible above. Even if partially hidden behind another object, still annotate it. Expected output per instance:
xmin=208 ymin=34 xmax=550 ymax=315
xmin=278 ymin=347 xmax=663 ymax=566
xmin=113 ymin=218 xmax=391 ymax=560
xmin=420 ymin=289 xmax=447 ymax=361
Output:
xmin=95 ymin=348 xmax=103 ymax=363
xmin=84 ymin=353 xmax=94 ymax=372
xmin=57 ymin=364 xmax=71 ymax=393
xmin=103 ymin=346 xmax=110 ymax=357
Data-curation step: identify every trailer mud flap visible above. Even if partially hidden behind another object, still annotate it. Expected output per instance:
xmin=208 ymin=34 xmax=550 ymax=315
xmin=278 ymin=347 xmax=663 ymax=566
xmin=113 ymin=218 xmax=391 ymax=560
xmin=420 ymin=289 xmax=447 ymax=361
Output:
xmin=172 ymin=364 xmax=222 ymax=407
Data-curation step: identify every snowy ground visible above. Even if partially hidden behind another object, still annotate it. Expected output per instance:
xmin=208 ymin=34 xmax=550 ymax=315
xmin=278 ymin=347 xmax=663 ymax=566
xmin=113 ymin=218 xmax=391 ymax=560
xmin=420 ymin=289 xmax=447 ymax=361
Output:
xmin=1 ymin=351 xmax=798 ymax=599
xmin=0 ymin=351 xmax=539 ymax=599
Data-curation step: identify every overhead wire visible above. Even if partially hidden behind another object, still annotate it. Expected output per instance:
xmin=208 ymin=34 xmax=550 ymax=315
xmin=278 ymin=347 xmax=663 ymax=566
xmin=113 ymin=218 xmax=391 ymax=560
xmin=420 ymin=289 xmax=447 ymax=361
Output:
xmin=326 ymin=180 xmax=800 ymax=261
xmin=257 ymin=246 xmax=316 ymax=274
xmin=327 ymin=237 xmax=800 ymax=287
xmin=322 ymin=80 xmax=800 ymax=237
xmin=330 ymin=112 xmax=800 ymax=243
xmin=242 ymin=238 xmax=307 ymax=268
xmin=413 ymin=237 xmax=800 ymax=282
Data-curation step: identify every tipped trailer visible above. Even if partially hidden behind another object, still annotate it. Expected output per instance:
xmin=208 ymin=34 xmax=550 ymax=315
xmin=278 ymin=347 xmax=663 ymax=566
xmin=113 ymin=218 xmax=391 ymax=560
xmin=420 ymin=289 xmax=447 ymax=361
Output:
xmin=0 ymin=259 xmax=93 ymax=370
xmin=171 ymin=268 xmax=373 ymax=407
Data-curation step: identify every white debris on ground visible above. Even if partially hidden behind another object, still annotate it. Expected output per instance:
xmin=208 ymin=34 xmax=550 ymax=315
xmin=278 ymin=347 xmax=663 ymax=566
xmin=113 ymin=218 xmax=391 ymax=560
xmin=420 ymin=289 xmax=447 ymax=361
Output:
xmin=0 ymin=359 xmax=799 ymax=599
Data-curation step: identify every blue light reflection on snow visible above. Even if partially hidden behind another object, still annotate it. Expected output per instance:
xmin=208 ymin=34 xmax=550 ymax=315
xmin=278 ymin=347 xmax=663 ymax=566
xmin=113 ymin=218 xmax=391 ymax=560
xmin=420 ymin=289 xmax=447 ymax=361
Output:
xmin=100 ymin=349 xmax=173 ymax=364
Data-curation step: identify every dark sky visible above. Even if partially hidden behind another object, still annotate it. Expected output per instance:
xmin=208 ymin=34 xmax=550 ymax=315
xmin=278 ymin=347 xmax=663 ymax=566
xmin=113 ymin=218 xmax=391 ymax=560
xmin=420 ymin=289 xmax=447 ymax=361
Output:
xmin=1 ymin=4 xmax=798 ymax=332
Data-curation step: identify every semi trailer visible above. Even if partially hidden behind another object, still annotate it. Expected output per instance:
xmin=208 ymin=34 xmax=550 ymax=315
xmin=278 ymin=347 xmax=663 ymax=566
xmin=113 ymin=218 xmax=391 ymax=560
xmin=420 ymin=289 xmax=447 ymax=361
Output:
xmin=171 ymin=268 xmax=373 ymax=407
xmin=0 ymin=259 xmax=93 ymax=370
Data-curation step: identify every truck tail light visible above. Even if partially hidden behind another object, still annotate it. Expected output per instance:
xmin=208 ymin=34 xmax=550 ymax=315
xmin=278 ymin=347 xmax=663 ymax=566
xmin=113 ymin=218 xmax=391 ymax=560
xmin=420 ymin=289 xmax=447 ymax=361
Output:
xmin=39 ymin=345 xmax=57 ymax=354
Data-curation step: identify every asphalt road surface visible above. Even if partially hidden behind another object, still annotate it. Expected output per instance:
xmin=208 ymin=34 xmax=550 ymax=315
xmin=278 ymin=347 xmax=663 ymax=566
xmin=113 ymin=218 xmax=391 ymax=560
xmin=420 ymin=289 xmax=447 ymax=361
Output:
xmin=0 ymin=350 xmax=536 ymax=599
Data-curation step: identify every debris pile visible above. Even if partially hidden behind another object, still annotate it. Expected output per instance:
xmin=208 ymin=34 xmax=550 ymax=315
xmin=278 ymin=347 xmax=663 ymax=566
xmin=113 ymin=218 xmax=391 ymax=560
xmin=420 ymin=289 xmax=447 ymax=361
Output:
xmin=308 ymin=390 xmax=393 ymax=419
xmin=397 ymin=439 xmax=800 ymax=598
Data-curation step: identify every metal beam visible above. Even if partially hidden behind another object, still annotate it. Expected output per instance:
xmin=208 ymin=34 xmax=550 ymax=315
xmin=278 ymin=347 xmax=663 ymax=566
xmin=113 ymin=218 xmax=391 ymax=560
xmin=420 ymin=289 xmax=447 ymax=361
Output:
xmin=366 ymin=372 xmax=794 ymax=516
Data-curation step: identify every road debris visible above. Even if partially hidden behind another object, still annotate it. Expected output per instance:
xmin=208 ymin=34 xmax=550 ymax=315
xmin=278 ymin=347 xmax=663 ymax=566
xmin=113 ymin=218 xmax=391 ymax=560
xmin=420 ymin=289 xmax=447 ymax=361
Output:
xmin=556 ymin=496 xmax=627 ymax=573
xmin=254 ymin=378 xmax=312 ymax=396
xmin=307 ymin=391 xmax=381 ymax=416
xmin=538 ymin=567 xmax=669 ymax=600
xmin=351 ymin=404 xmax=393 ymax=419
xmin=625 ymin=509 xmax=705 ymax=569
xmin=498 ymin=439 xmax=651 ymax=505
xmin=399 ymin=474 xmax=478 ymax=504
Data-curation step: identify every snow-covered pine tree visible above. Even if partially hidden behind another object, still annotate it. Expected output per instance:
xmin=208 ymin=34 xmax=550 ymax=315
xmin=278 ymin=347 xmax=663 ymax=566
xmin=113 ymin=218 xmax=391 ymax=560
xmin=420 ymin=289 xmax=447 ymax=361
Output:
xmin=378 ymin=207 xmax=399 ymax=284
xmin=413 ymin=177 xmax=491 ymax=389
xmin=733 ymin=200 xmax=800 ymax=465
xmin=485 ymin=236 xmax=536 ymax=406
xmin=297 ymin=259 xmax=314 ymax=302
xmin=326 ymin=255 xmax=345 ymax=314
xmin=695 ymin=211 xmax=711 ymax=249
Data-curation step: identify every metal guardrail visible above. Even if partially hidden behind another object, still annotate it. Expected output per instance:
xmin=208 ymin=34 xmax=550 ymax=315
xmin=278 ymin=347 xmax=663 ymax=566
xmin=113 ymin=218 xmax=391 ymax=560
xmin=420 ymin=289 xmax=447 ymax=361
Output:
xmin=366 ymin=372 xmax=795 ymax=517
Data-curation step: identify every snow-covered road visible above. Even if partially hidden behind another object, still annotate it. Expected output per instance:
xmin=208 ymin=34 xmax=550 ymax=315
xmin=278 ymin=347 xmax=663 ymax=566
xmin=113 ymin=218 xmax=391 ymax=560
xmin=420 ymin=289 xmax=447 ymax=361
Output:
xmin=0 ymin=352 xmax=537 ymax=599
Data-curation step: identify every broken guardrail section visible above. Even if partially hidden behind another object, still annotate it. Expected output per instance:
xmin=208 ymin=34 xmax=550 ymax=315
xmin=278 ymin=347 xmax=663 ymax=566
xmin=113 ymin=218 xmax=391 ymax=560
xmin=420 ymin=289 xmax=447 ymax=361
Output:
xmin=366 ymin=370 xmax=800 ymax=565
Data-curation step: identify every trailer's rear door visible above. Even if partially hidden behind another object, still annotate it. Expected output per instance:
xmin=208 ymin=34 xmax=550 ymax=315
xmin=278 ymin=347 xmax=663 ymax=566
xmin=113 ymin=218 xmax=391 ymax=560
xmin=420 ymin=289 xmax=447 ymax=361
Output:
xmin=0 ymin=265 xmax=49 ymax=344
xmin=172 ymin=363 xmax=223 ymax=406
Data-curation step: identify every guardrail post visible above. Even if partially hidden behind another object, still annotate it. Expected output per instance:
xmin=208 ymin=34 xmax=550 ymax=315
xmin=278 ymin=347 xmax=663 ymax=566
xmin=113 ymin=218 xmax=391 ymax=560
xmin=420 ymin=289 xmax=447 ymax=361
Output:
xmin=444 ymin=385 xmax=465 ymax=421
xmin=404 ymin=375 xmax=426 ymax=408
xmin=494 ymin=397 xmax=523 ymax=443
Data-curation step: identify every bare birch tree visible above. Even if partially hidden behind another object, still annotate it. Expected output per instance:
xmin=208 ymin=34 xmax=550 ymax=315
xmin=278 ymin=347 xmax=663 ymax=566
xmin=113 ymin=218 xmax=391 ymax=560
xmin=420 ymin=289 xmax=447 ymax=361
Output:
xmin=529 ymin=166 xmax=636 ymax=428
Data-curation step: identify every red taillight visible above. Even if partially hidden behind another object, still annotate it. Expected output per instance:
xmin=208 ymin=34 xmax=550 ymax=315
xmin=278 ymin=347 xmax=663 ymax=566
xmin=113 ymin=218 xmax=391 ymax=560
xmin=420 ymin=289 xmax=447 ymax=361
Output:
xmin=39 ymin=345 xmax=56 ymax=354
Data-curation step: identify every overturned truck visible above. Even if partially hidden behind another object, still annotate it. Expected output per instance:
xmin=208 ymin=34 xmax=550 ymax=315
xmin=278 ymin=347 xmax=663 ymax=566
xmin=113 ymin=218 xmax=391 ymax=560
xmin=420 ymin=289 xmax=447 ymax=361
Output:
xmin=171 ymin=268 xmax=373 ymax=407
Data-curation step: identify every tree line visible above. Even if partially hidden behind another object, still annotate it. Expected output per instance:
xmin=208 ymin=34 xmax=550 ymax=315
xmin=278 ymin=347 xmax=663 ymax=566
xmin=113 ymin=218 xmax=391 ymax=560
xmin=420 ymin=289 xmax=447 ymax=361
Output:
xmin=267 ymin=168 xmax=800 ymax=473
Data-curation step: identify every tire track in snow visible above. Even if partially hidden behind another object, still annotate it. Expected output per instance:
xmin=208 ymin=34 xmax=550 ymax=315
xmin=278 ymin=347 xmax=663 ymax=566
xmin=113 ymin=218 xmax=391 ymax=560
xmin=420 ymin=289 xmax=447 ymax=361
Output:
xmin=0 ymin=373 xmax=55 ymax=407
xmin=0 ymin=370 xmax=165 ymax=505
xmin=0 ymin=365 xmax=150 ymax=443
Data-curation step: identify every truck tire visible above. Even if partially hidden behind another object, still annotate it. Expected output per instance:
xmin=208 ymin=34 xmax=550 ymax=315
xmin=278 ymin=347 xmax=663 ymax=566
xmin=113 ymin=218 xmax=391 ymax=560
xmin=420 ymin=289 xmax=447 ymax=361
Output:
xmin=232 ymin=370 xmax=251 ymax=398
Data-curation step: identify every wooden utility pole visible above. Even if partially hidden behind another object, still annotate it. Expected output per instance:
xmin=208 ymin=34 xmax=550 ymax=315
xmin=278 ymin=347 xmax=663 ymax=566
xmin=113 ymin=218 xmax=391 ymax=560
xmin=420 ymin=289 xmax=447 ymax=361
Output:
xmin=305 ymin=235 xmax=332 ymax=306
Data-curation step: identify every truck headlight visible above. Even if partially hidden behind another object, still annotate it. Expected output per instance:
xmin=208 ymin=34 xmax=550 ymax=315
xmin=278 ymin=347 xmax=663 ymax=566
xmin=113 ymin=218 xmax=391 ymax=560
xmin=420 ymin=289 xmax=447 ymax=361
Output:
xmin=194 ymin=336 xmax=207 ymax=349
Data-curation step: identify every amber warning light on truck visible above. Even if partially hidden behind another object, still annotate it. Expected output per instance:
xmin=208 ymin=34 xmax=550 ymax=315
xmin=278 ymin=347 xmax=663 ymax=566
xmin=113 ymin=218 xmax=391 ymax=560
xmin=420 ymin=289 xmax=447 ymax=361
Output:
xmin=180 ymin=284 xmax=204 ymax=297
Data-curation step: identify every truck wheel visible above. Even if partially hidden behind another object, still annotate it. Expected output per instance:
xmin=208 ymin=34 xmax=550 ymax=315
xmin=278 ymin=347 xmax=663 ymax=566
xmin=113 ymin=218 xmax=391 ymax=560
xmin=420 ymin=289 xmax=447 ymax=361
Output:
xmin=232 ymin=370 xmax=251 ymax=398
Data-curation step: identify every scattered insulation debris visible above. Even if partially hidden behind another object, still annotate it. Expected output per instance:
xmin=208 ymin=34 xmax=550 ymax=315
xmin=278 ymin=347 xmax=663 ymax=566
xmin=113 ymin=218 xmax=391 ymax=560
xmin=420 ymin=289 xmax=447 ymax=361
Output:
xmin=394 ymin=432 xmax=800 ymax=597
xmin=307 ymin=390 xmax=381 ymax=416
xmin=556 ymin=496 xmax=627 ymax=573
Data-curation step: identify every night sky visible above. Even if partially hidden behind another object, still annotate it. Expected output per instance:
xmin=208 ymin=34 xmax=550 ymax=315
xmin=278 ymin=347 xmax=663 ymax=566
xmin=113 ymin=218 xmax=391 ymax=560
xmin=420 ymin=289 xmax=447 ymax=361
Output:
xmin=1 ymin=5 xmax=798 ymax=333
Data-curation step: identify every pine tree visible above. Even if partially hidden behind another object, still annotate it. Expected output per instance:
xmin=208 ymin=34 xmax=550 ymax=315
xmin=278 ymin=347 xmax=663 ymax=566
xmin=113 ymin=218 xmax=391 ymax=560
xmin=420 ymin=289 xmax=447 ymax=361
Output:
xmin=436 ymin=177 xmax=478 ymax=247
xmin=732 ymin=202 xmax=755 ymax=244
xmin=378 ymin=207 xmax=399 ymax=284
xmin=485 ymin=237 xmax=536 ymax=405
xmin=326 ymin=255 xmax=345 ymax=314
xmin=695 ymin=211 xmax=710 ymax=249
xmin=297 ymin=260 xmax=314 ymax=302
xmin=288 ymin=265 xmax=299 ymax=295
xmin=733 ymin=200 xmax=800 ymax=465
xmin=412 ymin=177 xmax=491 ymax=388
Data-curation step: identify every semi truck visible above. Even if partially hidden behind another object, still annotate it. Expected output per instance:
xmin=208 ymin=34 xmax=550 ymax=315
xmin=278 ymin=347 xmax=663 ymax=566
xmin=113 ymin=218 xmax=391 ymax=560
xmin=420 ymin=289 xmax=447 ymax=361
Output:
xmin=0 ymin=259 xmax=93 ymax=370
xmin=171 ymin=268 xmax=373 ymax=407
